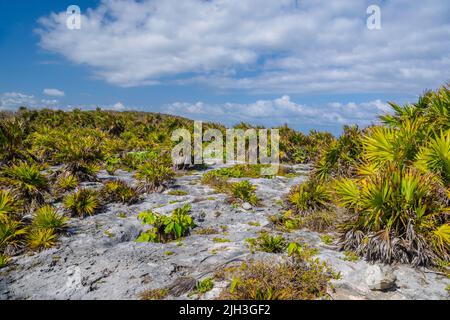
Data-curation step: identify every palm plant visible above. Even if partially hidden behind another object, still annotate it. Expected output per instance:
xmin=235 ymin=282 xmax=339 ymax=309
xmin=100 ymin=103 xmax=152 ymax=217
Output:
xmin=335 ymin=165 xmax=449 ymax=266
xmin=0 ymin=219 xmax=26 ymax=252
xmin=137 ymin=204 xmax=194 ymax=243
xmin=63 ymin=188 xmax=100 ymax=218
xmin=135 ymin=161 xmax=175 ymax=192
xmin=1 ymin=163 xmax=49 ymax=204
xmin=27 ymin=228 xmax=57 ymax=250
xmin=415 ymin=130 xmax=450 ymax=185
xmin=230 ymin=180 xmax=259 ymax=205
xmin=0 ymin=118 xmax=34 ymax=164
xmin=100 ymin=180 xmax=141 ymax=204
xmin=288 ymin=179 xmax=331 ymax=214
xmin=0 ymin=190 xmax=22 ymax=222
xmin=32 ymin=205 xmax=67 ymax=232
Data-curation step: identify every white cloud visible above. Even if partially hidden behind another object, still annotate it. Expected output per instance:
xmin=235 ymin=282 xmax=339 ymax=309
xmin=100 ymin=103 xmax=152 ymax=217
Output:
xmin=0 ymin=92 xmax=58 ymax=110
xmin=36 ymin=0 xmax=450 ymax=94
xmin=166 ymin=96 xmax=388 ymax=130
xmin=43 ymin=88 xmax=65 ymax=97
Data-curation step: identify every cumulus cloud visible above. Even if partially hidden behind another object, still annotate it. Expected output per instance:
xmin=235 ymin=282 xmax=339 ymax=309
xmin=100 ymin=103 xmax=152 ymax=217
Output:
xmin=166 ymin=96 xmax=388 ymax=130
xmin=0 ymin=92 xmax=58 ymax=110
xmin=36 ymin=0 xmax=450 ymax=93
xmin=43 ymin=88 xmax=65 ymax=97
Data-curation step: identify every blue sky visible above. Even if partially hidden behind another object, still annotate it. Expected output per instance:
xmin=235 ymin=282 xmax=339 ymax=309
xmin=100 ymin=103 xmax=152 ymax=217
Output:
xmin=1 ymin=0 xmax=449 ymax=134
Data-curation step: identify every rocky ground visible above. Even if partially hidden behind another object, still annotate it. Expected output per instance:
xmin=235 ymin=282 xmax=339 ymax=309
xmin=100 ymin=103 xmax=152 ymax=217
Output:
xmin=0 ymin=164 xmax=449 ymax=300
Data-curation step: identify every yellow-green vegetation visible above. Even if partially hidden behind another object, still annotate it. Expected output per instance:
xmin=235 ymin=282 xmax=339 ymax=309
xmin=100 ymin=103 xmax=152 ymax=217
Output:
xmin=139 ymin=288 xmax=169 ymax=300
xmin=320 ymin=234 xmax=333 ymax=245
xmin=342 ymin=251 xmax=359 ymax=262
xmin=194 ymin=278 xmax=214 ymax=294
xmin=194 ymin=227 xmax=219 ymax=235
xmin=0 ymin=189 xmax=67 ymax=258
xmin=271 ymin=209 xmax=336 ymax=233
xmin=285 ymin=85 xmax=450 ymax=267
xmin=229 ymin=180 xmax=259 ymax=205
xmin=0 ymin=253 xmax=9 ymax=268
xmin=168 ymin=190 xmax=188 ymax=196
xmin=100 ymin=180 xmax=141 ymax=204
xmin=202 ymin=170 xmax=259 ymax=205
xmin=56 ymin=172 xmax=78 ymax=193
xmin=63 ymin=188 xmax=100 ymax=218
xmin=212 ymin=237 xmax=230 ymax=243
xmin=32 ymin=205 xmax=67 ymax=232
xmin=219 ymin=242 xmax=334 ymax=300
xmin=247 ymin=233 xmax=286 ymax=253
xmin=0 ymin=162 xmax=49 ymax=206
xmin=137 ymin=204 xmax=194 ymax=243
xmin=248 ymin=221 xmax=261 ymax=227
xmin=135 ymin=160 xmax=175 ymax=192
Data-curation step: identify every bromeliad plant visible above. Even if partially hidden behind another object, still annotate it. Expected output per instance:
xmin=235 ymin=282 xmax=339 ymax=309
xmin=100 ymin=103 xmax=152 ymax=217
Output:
xmin=137 ymin=204 xmax=194 ymax=243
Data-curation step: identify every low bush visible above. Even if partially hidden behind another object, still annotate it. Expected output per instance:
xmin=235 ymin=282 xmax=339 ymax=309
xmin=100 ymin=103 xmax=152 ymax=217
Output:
xmin=100 ymin=180 xmax=140 ymax=204
xmin=1 ymin=163 xmax=49 ymax=205
xmin=229 ymin=180 xmax=259 ymax=205
xmin=32 ymin=205 xmax=67 ymax=231
xmin=248 ymin=233 xmax=286 ymax=253
xmin=63 ymin=188 xmax=100 ymax=218
xmin=135 ymin=161 xmax=175 ymax=192
xmin=219 ymin=247 xmax=334 ymax=300
xmin=137 ymin=204 xmax=194 ymax=243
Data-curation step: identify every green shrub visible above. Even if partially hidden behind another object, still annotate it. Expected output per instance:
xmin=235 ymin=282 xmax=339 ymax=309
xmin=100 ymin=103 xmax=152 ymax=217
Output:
xmin=137 ymin=204 xmax=194 ymax=243
xmin=32 ymin=205 xmax=67 ymax=231
xmin=0 ymin=253 xmax=9 ymax=268
xmin=139 ymin=288 xmax=169 ymax=300
xmin=0 ymin=219 xmax=26 ymax=252
xmin=220 ymin=253 xmax=333 ymax=300
xmin=100 ymin=180 xmax=140 ymax=204
xmin=64 ymin=188 xmax=100 ymax=218
xmin=194 ymin=278 xmax=214 ymax=294
xmin=0 ymin=190 xmax=22 ymax=222
xmin=335 ymin=165 xmax=449 ymax=266
xmin=135 ymin=161 xmax=175 ymax=192
xmin=27 ymin=228 xmax=57 ymax=250
xmin=230 ymin=180 xmax=259 ymax=205
xmin=56 ymin=173 xmax=78 ymax=192
xmin=287 ymin=179 xmax=331 ymax=214
xmin=1 ymin=163 xmax=49 ymax=204
xmin=249 ymin=233 xmax=286 ymax=253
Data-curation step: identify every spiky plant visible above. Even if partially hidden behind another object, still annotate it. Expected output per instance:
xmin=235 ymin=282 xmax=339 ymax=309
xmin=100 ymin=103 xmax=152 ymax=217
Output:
xmin=415 ymin=130 xmax=450 ymax=185
xmin=100 ymin=180 xmax=140 ymax=204
xmin=32 ymin=205 xmax=67 ymax=232
xmin=56 ymin=172 xmax=78 ymax=193
xmin=135 ymin=161 xmax=175 ymax=192
xmin=0 ymin=219 xmax=26 ymax=252
xmin=27 ymin=228 xmax=57 ymax=250
xmin=0 ymin=253 xmax=9 ymax=268
xmin=335 ymin=165 xmax=449 ymax=266
xmin=0 ymin=190 xmax=22 ymax=222
xmin=63 ymin=188 xmax=100 ymax=218
xmin=313 ymin=126 xmax=363 ymax=181
xmin=1 ymin=163 xmax=49 ymax=204
xmin=55 ymin=130 xmax=105 ymax=181
xmin=288 ymin=179 xmax=331 ymax=214
xmin=229 ymin=180 xmax=258 ymax=205
xmin=0 ymin=118 xmax=33 ymax=164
